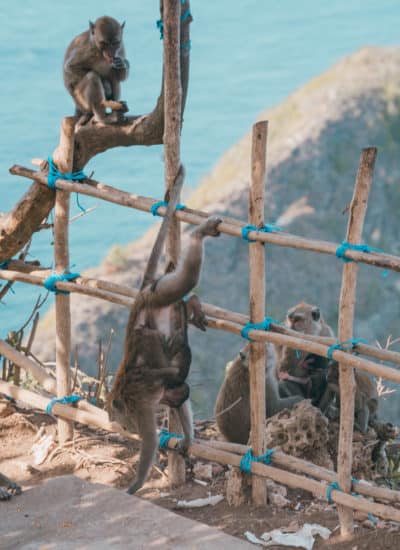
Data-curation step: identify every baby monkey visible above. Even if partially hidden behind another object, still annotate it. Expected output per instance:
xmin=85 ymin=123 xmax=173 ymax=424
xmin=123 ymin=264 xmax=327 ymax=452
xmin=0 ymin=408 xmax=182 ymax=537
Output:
xmin=63 ymin=16 xmax=130 ymax=124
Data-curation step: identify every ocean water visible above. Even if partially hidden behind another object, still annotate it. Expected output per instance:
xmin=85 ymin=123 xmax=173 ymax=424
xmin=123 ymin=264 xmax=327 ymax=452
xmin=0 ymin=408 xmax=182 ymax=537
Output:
xmin=0 ymin=0 xmax=399 ymax=334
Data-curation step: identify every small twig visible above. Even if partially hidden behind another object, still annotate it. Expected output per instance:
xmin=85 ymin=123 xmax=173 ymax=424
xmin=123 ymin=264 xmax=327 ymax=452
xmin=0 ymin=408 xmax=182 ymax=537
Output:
xmin=69 ymin=204 xmax=98 ymax=224
xmin=214 ymin=396 xmax=242 ymax=417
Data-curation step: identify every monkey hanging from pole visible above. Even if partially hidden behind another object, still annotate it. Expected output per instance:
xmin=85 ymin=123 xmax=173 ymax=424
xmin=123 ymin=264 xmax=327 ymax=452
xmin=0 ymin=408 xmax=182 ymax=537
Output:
xmin=108 ymin=166 xmax=222 ymax=494
xmin=63 ymin=16 xmax=130 ymax=125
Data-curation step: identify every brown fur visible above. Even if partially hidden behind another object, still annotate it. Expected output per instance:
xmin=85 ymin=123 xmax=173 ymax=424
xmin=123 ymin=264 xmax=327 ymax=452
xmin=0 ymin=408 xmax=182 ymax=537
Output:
xmin=63 ymin=16 xmax=129 ymax=124
xmin=214 ymin=344 xmax=301 ymax=445
xmin=108 ymin=217 xmax=221 ymax=493
xmin=275 ymin=302 xmax=334 ymax=405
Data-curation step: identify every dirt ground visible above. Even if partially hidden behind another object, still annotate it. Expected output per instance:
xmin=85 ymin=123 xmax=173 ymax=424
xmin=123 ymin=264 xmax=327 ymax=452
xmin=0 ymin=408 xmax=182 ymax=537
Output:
xmin=1 ymin=398 xmax=399 ymax=550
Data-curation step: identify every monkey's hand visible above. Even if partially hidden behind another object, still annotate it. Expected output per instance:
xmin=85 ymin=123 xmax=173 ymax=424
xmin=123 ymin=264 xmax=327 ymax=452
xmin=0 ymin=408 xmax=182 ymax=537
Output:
xmin=186 ymin=294 xmax=207 ymax=331
xmin=194 ymin=216 xmax=222 ymax=238
xmin=176 ymin=437 xmax=191 ymax=455
xmin=112 ymin=57 xmax=129 ymax=71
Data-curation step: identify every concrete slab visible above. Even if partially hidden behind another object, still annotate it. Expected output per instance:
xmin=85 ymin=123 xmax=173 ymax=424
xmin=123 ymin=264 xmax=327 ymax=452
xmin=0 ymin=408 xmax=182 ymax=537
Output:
xmin=0 ymin=476 xmax=254 ymax=549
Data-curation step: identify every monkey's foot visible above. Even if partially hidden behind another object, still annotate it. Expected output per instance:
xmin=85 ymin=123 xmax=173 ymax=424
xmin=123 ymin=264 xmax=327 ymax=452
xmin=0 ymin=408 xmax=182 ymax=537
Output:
xmin=0 ymin=487 xmax=11 ymax=500
xmin=176 ymin=437 xmax=192 ymax=455
xmin=195 ymin=216 xmax=222 ymax=238
xmin=186 ymin=295 xmax=207 ymax=331
xmin=7 ymin=480 xmax=22 ymax=496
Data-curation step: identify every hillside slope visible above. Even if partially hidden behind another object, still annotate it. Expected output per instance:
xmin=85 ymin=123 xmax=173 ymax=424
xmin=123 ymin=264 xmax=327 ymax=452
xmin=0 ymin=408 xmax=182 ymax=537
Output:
xmin=35 ymin=46 xmax=400 ymax=420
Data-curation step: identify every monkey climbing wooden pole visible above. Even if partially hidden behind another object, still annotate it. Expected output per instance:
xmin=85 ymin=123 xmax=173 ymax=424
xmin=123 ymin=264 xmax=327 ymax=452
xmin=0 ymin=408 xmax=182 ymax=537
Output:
xmin=52 ymin=117 xmax=76 ymax=443
xmin=336 ymin=147 xmax=377 ymax=538
xmin=163 ymin=0 xmax=185 ymax=487
xmin=248 ymin=121 xmax=268 ymax=505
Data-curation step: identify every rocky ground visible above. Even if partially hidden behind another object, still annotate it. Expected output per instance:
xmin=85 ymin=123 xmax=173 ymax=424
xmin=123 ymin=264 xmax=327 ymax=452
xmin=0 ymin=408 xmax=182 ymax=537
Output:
xmin=1 ymin=396 xmax=400 ymax=549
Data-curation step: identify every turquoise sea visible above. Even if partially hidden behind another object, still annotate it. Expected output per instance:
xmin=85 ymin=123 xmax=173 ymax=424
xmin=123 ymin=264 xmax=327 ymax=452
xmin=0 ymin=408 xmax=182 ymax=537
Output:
xmin=0 ymin=0 xmax=399 ymax=334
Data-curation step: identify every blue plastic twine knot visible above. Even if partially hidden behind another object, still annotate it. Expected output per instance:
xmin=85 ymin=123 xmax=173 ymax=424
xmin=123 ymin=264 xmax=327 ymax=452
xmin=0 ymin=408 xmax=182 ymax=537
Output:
xmin=327 ymin=338 xmax=369 ymax=360
xmin=335 ymin=241 xmax=382 ymax=263
xmin=43 ymin=272 xmax=81 ymax=295
xmin=46 ymin=394 xmax=82 ymax=414
xmin=159 ymin=429 xmax=183 ymax=450
xmin=47 ymin=157 xmax=87 ymax=190
xmin=326 ymin=481 xmax=341 ymax=504
xmin=239 ymin=449 xmax=275 ymax=473
xmin=241 ymin=224 xmax=282 ymax=243
xmin=181 ymin=9 xmax=191 ymax=22
xmin=151 ymin=201 xmax=168 ymax=216
xmin=241 ymin=317 xmax=279 ymax=341
xmin=156 ymin=19 xmax=164 ymax=39
xmin=151 ymin=202 xmax=186 ymax=216
xmin=0 ymin=260 xmax=10 ymax=269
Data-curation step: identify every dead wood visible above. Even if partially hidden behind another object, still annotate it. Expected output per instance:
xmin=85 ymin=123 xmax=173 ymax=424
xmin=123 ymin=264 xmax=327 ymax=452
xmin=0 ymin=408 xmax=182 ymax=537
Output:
xmin=0 ymin=0 xmax=191 ymax=263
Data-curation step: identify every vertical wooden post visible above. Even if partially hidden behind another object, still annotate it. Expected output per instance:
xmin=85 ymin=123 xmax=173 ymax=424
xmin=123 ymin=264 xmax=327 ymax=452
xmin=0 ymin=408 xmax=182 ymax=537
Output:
xmin=337 ymin=148 xmax=377 ymax=537
xmin=248 ymin=121 xmax=268 ymax=505
xmin=163 ymin=0 xmax=185 ymax=486
xmin=53 ymin=117 xmax=76 ymax=443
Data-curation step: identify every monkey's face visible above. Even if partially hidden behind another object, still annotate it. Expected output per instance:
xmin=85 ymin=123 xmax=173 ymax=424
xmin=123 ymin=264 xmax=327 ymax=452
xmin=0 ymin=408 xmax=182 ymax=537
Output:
xmin=287 ymin=302 xmax=321 ymax=334
xmin=90 ymin=17 xmax=124 ymax=64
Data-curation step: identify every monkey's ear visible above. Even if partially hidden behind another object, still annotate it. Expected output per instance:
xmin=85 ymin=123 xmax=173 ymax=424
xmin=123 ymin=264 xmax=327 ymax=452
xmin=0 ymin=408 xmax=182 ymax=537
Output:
xmin=311 ymin=307 xmax=320 ymax=321
xmin=89 ymin=21 xmax=95 ymax=33
xmin=121 ymin=21 xmax=126 ymax=30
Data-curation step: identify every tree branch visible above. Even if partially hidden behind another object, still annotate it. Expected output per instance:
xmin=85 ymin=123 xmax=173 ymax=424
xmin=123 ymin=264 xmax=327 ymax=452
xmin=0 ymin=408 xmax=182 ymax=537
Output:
xmin=0 ymin=0 xmax=191 ymax=262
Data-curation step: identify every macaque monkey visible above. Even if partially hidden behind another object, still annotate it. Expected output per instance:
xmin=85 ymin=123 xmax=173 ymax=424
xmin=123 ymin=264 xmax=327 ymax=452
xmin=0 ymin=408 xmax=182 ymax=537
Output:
xmin=275 ymin=302 xmax=334 ymax=406
xmin=63 ymin=16 xmax=130 ymax=124
xmin=108 ymin=216 xmax=222 ymax=494
xmin=0 ymin=472 xmax=21 ymax=500
xmin=319 ymin=362 xmax=379 ymax=433
xmin=214 ymin=344 xmax=301 ymax=445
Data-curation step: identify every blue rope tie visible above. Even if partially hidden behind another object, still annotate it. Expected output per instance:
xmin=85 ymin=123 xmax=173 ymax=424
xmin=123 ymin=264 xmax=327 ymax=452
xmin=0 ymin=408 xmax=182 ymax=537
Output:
xmin=326 ymin=481 xmax=341 ymax=504
xmin=239 ymin=449 xmax=275 ymax=473
xmin=241 ymin=317 xmax=279 ymax=341
xmin=47 ymin=157 xmax=87 ymax=190
xmin=156 ymin=19 xmax=164 ymax=39
xmin=0 ymin=260 xmax=10 ymax=269
xmin=151 ymin=201 xmax=187 ymax=216
xmin=43 ymin=272 xmax=81 ymax=295
xmin=335 ymin=241 xmax=382 ymax=263
xmin=46 ymin=394 xmax=82 ymax=414
xmin=327 ymin=338 xmax=369 ymax=360
xmin=181 ymin=9 xmax=191 ymax=22
xmin=350 ymin=479 xmax=377 ymax=525
xmin=241 ymin=224 xmax=282 ymax=243
xmin=159 ymin=429 xmax=183 ymax=450
xmin=151 ymin=201 xmax=168 ymax=216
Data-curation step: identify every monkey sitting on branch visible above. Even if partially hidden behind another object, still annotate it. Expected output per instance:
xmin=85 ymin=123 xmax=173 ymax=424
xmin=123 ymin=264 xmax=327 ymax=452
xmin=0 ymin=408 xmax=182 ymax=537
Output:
xmin=0 ymin=472 xmax=21 ymax=500
xmin=63 ymin=16 xmax=130 ymax=125
xmin=214 ymin=344 xmax=301 ymax=445
xmin=108 ymin=168 xmax=221 ymax=493
xmin=275 ymin=302 xmax=334 ymax=406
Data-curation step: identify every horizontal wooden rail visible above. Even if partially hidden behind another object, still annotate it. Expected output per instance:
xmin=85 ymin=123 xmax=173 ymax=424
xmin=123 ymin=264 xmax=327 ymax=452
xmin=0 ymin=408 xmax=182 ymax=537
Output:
xmin=9 ymin=164 xmax=400 ymax=272
xmin=2 ymin=379 xmax=399 ymax=522
xmin=1 ymin=267 xmax=400 ymax=384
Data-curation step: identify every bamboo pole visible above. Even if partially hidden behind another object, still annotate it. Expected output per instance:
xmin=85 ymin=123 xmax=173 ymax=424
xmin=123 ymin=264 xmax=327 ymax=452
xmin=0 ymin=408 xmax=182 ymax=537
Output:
xmin=163 ymin=0 xmax=185 ymax=487
xmin=248 ymin=121 xmax=268 ymax=505
xmin=53 ymin=118 xmax=75 ymax=443
xmin=199 ymin=438 xmax=400 ymax=504
xmin=337 ymin=148 xmax=377 ymax=537
xmin=10 ymin=164 xmax=400 ymax=273
xmin=1 ymin=268 xmax=400 ymax=383
xmin=0 ymin=380 xmax=136 ymax=441
xmin=4 ymin=260 xmax=400 ymax=367
xmin=163 ymin=436 xmax=400 ymax=523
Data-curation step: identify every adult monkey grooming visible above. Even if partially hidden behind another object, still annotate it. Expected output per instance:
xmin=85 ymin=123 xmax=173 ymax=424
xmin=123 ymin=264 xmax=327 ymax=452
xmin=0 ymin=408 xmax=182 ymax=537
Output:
xmin=275 ymin=302 xmax=334 ymax=406
xmin=63 ymin=16 xmax=129 ymax=124
xmin=108 ymin=169 xmax=221 ymax=493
